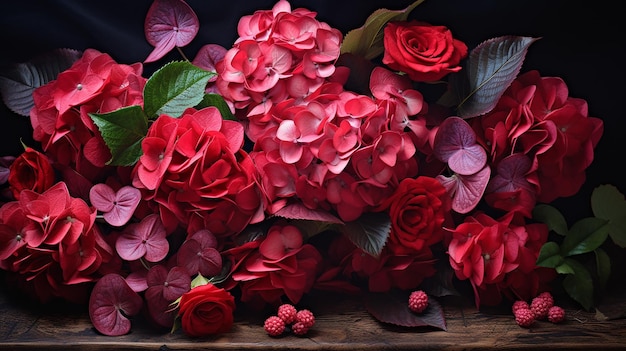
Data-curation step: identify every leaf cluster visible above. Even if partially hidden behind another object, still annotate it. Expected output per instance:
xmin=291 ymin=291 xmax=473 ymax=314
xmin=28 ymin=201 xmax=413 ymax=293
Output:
xmin=533 ymin=184 xmax=626 ymax=311
xmin=90 ymin=61 xmax=233 ymax=166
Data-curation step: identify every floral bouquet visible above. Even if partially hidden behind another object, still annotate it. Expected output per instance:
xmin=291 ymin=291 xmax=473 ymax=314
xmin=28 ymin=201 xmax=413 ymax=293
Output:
xmin=0 ymin=0 xmax=624 ymax=338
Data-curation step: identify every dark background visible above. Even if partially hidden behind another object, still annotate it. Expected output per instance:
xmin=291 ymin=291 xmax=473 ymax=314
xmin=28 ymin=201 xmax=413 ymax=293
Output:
xmin=0 ymin=0 xmax=624 ymax=222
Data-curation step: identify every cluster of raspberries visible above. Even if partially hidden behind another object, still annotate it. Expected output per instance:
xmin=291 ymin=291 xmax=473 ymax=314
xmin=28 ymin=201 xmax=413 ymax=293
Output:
xmin=512 ymin=292 xmax=566 ymax=327
xmin=264 ymin=304 xmax=316 ymax=336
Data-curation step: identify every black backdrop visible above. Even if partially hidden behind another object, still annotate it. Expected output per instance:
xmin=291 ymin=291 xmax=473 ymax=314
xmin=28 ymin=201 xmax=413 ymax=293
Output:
xmin=1 ymin=0 xmax=624 ymax=221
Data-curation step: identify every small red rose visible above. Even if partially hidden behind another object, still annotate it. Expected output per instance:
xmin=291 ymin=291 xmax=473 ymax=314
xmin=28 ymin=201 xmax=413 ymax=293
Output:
xmin=178 ymin=283 xmax=236 ymax=337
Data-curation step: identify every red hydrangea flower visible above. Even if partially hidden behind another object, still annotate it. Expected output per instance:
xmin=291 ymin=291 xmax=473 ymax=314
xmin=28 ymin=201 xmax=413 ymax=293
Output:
xmin=0 ymin=182 xmax=113 ymax=302
xmin=224 ymin=222 xmax=322 ymax=308
xmin=324 ymin=234 xmax=437 ymax=293
xmin=472 ymin=70 xmax=603 ymax=205
xmin=447 ymin=211 xmax=552 ymax=307
xmin=29 ymin=49 xmax=147 ymax=194
xmin=131 ymin=106 xmax=265 ymax=239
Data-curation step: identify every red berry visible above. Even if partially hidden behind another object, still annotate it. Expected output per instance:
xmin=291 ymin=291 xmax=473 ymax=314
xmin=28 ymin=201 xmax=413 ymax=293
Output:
xmin=291 ymin=321 xmax=309 ymax=336
xmin=296 ymin=309 xmax=315 ymax=328
xmin=408 ymin=290 xmax=429 ymax=313
xmin=530 ymin=294 xmax=553 ymax=320
xmin=264 ymin=316 xmax=285 ymax=337
xmin=548 ymin=306 xmax=566 ymax=323
xmin=537 ymin=291 xmax=554 ymax=306
xmin=512 ymin=300 xmax=529 ymax=314
xmin=514 ymin=308 xmax=535 ymax=328
xmin=277 ymin=303 xmax=297 ymax=324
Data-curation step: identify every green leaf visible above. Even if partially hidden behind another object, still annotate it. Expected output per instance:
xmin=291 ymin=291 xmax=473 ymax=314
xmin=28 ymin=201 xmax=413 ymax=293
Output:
xmin=532 ymin=204 xmax=568 ymax=236
xmin=448 ymin=36 xmax=539 ymax=118
xmin=594 ymin=248 xmax=611 ymax=290
xmin=340 ymin=212 xmax=390 ymax=257
xmin=89 ymin=105 xmax=148 ymax=166
xmin=196 ymin=93 xmax=235 ymax=121
xmin=562 ymin=258 xmax=594 ymax=311
xmin=555 ymin=261 xmax=575 ymax=275
xmin=340 ymin=0 xmax=425 ymax=60
xmin=536 ymin=241 xmax=563 ymax=268
xmin=560 ymin=217 xmax=609 ymax=256
xmin=591 ymin=184 xmax=626 ymax=248
xmin=190 ymin=273 xmax=210 ymax=289
xmin=143 ymin=61 xmax=214 ymax=119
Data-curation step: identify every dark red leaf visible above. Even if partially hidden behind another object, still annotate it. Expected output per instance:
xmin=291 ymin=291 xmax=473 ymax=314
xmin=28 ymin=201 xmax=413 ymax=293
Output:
xmin=364 ymin=290 xmax=447 ymax=331
xmin=144 ymin=0 xmax=199 ymax=63
xmin=88 ymin=273 xmax=143 ymax=336
xmin=192 ymin=44 xmax=227 ymax=81
xmin=274 ymin=202 xmax=343 ymax=224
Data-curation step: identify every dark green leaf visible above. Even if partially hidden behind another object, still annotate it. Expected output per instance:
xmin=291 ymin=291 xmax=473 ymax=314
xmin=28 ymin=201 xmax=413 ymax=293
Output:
xmin=143 ymin=61 xmax=214 ymax=118
xmin=561 ymin=217 xmax=609 ymax=256
xmin=536 ymin=241 xmax=563 ymax=268
xmin=594 ymin=248 xmax=611 ymax=290
xmin=340 ymin=0 xmax=425 ymax=60
xmin=555 ymin=261 xmax=575 ymax=275
xmin=562 ymin=258 xmax=594 ymax=311
xmin=340 ymin=212 xmax=390 ymax=257
xmin=0 ymin=48 xmax=82 ymax=116
xmin=452 ymin=36 xmax=539 ymax=118
xmin=196 ymin=93 xmax=235 ymax=120
xmin=364 ymin=290 xmax=446 ymax=330
xmin=532 ymin=204 xmax=568 ymax=236
xmin=89 ymin=105 xmax=149 ymax=166
xmin=591 ymin=184 xmax=626 ymax=248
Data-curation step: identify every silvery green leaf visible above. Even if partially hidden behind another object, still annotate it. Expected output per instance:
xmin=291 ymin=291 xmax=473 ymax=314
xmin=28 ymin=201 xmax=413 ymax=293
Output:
xmin=453 ymin=36 xmax=538 ymax=118
xmin=0 ymin=48 xmax=81 ymax=116
xmin=340 ymin=212 xmax=390 ymax=257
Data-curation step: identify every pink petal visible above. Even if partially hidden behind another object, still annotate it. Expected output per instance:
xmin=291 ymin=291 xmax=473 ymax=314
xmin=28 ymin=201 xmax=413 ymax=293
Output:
xmin=144 ymin=0 xmax=199 ymax=63
xmin=89 ymin=183 xmax=116 ymax=213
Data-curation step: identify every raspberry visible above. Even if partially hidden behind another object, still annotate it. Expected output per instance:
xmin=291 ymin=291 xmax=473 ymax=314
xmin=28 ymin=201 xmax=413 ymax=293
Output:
xmin=537 ymin=291 xmax=554 ymax=306
xmin=548 ymin=306 xmax=566 ymax=323
xmin=530 ymin=294 xmax=554 ymax=320
xmin=512 ymin=300 xmax=529 ymax=314
xmin=514 ymin=308 xmax=536 ymax=328
xmin=408 ymin=290 xmax=429 ymax=313
xmin=277 ymin=303 xmax=297 ymax=324
xmin=291 ymin=321 xmax=309 ymax=336
xmin=264 ymin=316 xmax=286 ymax=337
xmin=296 ymin=309 xmax=315 ymax=328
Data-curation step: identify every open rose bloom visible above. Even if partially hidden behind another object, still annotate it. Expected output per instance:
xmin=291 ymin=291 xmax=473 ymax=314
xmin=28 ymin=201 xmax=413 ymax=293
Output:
xmin=0 ymin=0 xmax=614 ymax=339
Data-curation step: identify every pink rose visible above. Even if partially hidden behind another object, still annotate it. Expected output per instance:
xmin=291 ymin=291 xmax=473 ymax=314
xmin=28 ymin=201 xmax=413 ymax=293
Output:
xmin=382 ymin=21 xmax=467 ymax=82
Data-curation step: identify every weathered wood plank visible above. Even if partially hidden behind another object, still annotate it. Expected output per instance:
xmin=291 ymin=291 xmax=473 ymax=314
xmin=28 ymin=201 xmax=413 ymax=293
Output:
xmin=1 ymin=287 xmax=625 ymax=351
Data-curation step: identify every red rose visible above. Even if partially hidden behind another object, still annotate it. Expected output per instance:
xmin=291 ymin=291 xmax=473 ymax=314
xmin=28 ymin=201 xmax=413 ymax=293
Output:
xmin=8 ymin=147 xmax=55 ymax=199
xmin=178 ymin=283 xmax=236 ymax=337
xmin=380 ymin=176 xmax=450 ymax=255
xmin=382 ymin=21 xmax=467 ymax=82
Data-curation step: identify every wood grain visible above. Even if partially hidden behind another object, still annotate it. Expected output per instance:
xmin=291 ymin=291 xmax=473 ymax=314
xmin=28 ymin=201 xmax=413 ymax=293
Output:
xmin=1 ymin=286 xmax=625 ymax=351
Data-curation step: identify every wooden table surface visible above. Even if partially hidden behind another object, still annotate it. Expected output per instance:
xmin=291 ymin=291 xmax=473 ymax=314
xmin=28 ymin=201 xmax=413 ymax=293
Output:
xmin=1 ymin=283 xmax=625 ymax=351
